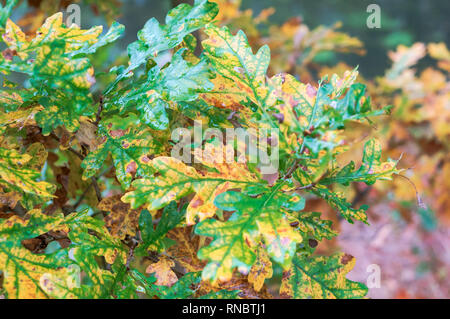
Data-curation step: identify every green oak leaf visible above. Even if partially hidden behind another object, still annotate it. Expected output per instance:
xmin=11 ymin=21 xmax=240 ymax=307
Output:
xmin=200 ymin=24 xmax=272 ymax=112
xmin=132 ymin=270 xmax=199 ymax=299
xmin=0 ymin=145 xmax=55 ymax=201
xmin=1 ymin=13 xmax=123 ymax=134
xmin=106 ymin=0 xmax=218 ymax=93
xmin=320 ymin=138 xmax=401 ymax=186
xmin=195 ymin=189 xmax=302 ymax=282
xmin=290 ymin=212 xmax=337 ymax=241
xmin=32 ymin=40 xmax=95 ymax=135
xmin=0 ymin=0 xmax=17 ymax=28
xmin=62 ymin=210 xmax=130 ymax=298
xmin=71 ymin=21 xmax=125 ymax=56
xmin=0 ymin=209 xmax=130 ymax=299
xmin=312 ymin=185 xmax=369 ymax=224
xmin=81 ymin=113 xmax=161 ymax=189
xmin=136 ymin=202 xmax=184 ymax=255
xmin=116 ymin=49 xmax=213 ymax=130
xmin=0 ymin=210 xmax=72 ymax=299
xmin=122 ymin=154 xmax=257 ymax=226
xmin=280 ymin=253 xmax=368 ymax=299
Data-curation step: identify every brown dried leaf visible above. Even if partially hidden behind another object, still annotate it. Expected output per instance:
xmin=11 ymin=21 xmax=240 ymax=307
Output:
xmin=0 ymin=190 xmax=21 ymax=209
xmin=145 ymin=256 xmax=178 ymax=287
xmin=200 ymin=275 xmax=273 ymax=299
xmin=167 ymin=227 xmax=205 ymax=273
xmin=97 ymin=194 xmax=140 ymax=239
xmin=75 ymin=120 xmax=101 ymax=151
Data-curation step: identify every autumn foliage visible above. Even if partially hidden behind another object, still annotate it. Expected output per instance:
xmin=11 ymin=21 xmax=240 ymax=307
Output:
xmin=0 ymin=0 xmax=448 ymax=299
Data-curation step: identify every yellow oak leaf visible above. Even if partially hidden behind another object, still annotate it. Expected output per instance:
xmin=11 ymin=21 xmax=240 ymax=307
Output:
xmin=248 ymin=245 xmax=273 ymax=292
xmin=146 ymin=257 xmax=178 ymax=287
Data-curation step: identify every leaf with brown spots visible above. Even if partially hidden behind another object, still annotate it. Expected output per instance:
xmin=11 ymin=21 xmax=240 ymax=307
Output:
xmin=82 ymin=113 xmax=162 ymax=189
xmin=201 ymin=276 xmax=273 ymax=299
xmin=98 ymin=195 xmax=140 ymax=239
xmin=123 ymin=145 xmax=258 ymax=225
xmin=0 ymin=105 xmax=43 ymax=129
xmin=0 ymin=210 xmax=73 ymax=298
xmin=200 ymin=24 xmax=271 ymax=111
xmin=195 ymin=190 xmax=302 ymax=282
xmin=0 ymin=13 xmax=124 ymax=135
xmin=145 ymin=256 xmax=178 ymax=287
xmin=0 ymin=208 xmax=134 ymax=298
xmin=167 ymin=227 xmax=205 ymax=273
xmin=0 ymin=143 xmax=55 ymax=205
xmin=248 ymin=245 xmax=273 ymax=292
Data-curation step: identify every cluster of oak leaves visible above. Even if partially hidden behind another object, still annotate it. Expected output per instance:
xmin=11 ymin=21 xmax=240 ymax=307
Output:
xmin=0 ymin=0 xmax=447 ymax=299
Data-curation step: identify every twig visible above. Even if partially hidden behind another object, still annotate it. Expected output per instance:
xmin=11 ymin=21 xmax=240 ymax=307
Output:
xmin=91 ymin=177 xmax=102 ymax=203
xmin=282 ymin=183 xmax=316 ymax=193
xmin=72 ymin=182 xmax=94 ymax=210
xmin=227 ymin=111 xmax=243 ymax=128
xmin=94 ymin=95 xmax=103 ymax=126
xmin=396 ymin=174 xmax=426 ymax=209
xmin=126 ymin=237 xmax=138 ymax=270
xmin=49 ymin=132 xmax=84 ymax=160
xmin=284 ymin=159 xmax=300 ymax=179
xmin=69 ymin=166 xmax=112 ymax=214
xmin=68 ymin=147 xmax=84 ymax=160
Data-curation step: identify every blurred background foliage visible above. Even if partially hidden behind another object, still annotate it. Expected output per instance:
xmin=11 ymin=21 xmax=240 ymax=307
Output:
xmin=241 ymin=0 xmax=449 ymax=77
xmin=5 ymin=0 xmax=450 ymax=298
xmin=11 ymin=0 xmax=449 ymax=77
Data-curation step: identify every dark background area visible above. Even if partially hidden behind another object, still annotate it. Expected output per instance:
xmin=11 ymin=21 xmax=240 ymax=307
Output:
xmin=107 ymin=0 xmax=450 ymax=77
xmin=241 ymin=0 xmax=450 ymax=77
